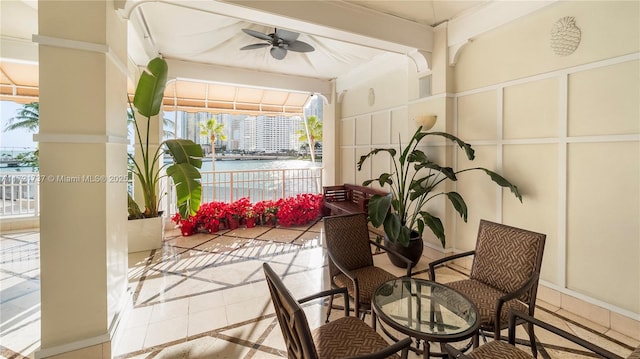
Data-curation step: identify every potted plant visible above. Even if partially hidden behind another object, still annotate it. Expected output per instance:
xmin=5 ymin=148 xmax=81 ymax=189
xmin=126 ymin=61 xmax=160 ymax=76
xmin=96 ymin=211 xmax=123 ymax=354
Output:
xmin=276 ymin=193 xmax=323 ymax=227
xmin=254 ymin=199 xmax=279 ymax=227
xmin=127 ymin=57 xmax=203 ymax=252
xmin=225 ymin=198 xmax=249 ymax=230
xmin=245 ymin=208 xmax=257 ymax=228
xmin=357 ymin=126 xmax=522 ymax=267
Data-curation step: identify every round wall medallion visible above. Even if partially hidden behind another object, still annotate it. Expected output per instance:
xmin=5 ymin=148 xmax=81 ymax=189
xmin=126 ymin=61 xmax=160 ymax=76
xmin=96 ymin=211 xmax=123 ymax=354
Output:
xmin=550 ymin=16 xmax=581 ymax=56
xmin=368 ymin=88 xmax=375 ymax=106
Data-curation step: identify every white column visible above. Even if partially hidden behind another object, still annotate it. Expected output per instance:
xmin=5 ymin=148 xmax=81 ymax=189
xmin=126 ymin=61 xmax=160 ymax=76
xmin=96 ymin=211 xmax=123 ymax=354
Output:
xmin=322 ymin=81 xmax=337 ymax=186
xmin=35 ymin=1 xmax=128 ymax=358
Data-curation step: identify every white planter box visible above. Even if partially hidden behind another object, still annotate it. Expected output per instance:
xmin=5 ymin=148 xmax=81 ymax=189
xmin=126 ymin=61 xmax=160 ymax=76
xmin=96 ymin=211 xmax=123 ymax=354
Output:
xmin=127 ymin=216 xmax=164 ymax=253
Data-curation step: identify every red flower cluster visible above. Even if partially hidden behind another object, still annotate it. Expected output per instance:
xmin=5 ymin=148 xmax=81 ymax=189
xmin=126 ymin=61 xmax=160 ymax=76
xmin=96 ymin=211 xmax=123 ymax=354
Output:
xmin=171 ymin=194 xmax=323 ymax=236
xmin=171 ymin=201 xmax=227 ymax=235
xmin=227 ymin=197 xmax=251 ymax=219
xmin=276 ymin=193 xmax=323 ymax=227
xmin=171 ymin=213 xmax=197 ymax=236
xmin=253 ymin=199 xmax=279 ymax=226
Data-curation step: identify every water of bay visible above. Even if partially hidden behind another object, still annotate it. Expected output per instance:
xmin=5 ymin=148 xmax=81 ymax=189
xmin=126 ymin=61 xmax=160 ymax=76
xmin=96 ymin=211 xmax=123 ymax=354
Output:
xmin=0 ymin=159 xmax=322 ymax=173
xmin=203 ymin=159 xmax=322 ymax=171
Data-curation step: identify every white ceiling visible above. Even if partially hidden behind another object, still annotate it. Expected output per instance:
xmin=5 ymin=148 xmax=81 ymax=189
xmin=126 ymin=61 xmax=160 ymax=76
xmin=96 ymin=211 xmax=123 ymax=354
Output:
xmin=123 ymin=0 xmax=487 ymax=82
xmin=1 ymin=0 xmax=553 ymax=109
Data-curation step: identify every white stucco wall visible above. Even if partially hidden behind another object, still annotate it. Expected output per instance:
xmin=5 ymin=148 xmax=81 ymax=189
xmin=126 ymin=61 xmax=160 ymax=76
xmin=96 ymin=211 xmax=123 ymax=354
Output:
xmin=334 ymin=0 xmax=639 ymax=331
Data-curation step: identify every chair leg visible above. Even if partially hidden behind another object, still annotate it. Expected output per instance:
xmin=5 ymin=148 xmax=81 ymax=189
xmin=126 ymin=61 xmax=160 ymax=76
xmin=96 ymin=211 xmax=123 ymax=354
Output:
xmin=473 ymin=331 xmax=480 ymax=348
xmin=480 ymin=329 xmax=488 ymax=343
xmin=325 ymin=294 xmax=334 ymax=323
xmin=372 ymin=310 xmax=377 ymax=331
xmin=526 ymin=321 xmax=538 ymax=358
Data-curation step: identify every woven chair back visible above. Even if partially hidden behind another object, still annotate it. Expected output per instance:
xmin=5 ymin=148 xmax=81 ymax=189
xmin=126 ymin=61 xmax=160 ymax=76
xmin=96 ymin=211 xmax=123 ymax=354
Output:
xmin=263 ymin=263 xmax=318 ymax=359
xmin=471 ymin=220 xmax=546 ymax=305
xmin=324 ymin=213 xmax=374 ymax=278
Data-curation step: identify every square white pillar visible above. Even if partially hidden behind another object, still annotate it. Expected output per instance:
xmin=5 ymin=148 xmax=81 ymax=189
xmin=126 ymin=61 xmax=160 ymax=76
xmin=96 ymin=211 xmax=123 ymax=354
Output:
xmin=36 ymin=1 xmax=128 ymax=357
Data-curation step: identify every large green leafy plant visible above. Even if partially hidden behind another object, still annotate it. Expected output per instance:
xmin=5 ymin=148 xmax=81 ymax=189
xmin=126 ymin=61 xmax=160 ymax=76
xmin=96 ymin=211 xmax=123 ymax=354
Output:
xmin=358 ymin=126 xmax=522 ymax=247
xmin=128 ymin=57 xmax=203 ymax=219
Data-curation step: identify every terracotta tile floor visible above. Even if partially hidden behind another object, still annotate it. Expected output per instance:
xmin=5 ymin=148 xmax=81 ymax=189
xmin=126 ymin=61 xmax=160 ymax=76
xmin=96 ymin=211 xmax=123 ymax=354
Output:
xmin=1 ymin=219 xmax=638 ymax=358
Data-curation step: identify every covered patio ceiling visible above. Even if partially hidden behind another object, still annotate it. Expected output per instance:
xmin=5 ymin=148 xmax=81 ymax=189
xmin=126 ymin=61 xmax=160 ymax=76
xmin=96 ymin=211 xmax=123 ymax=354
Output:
xmin=1 ymin=60 xmax=312 ymax=115
xmin=161 ymin=79 xmax=312 ymax=116
xmin=0 ymin=0 xmax=554 ymax=113
xmin=0 ymin=60 xmax=39 ymax=104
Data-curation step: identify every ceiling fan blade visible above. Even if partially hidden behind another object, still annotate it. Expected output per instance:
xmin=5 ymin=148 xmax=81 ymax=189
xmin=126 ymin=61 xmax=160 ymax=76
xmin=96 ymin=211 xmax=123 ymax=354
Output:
xmin=240 ymin=43 xmax=271 ymax=50
xmin=275 ymin=28 xmax=299 ymax=43
xmin=242 ymin=28 xmax=272 ymax=41
xmin=287 ymin=40 xmax=314 ymax=53
xmin=270 ymin=46 xmax=287 ymax=60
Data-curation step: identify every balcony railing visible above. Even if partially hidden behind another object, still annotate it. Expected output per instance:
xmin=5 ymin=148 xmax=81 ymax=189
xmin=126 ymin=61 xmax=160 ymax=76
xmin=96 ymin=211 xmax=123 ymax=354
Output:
xmin=0 ymin=167 xmax=323 ymax=219
xmin=166 ymin=167 xmax=323 ymax=217
xmin=0 ymin=173 xmax=39 ymax=218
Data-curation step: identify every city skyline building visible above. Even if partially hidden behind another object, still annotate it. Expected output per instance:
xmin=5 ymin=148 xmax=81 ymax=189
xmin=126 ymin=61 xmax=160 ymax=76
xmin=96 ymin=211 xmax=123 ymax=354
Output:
xmin=305 ymin=95 xmax=323 ymax=120
xmin=169 ymin=93 xmax=323 ymax=154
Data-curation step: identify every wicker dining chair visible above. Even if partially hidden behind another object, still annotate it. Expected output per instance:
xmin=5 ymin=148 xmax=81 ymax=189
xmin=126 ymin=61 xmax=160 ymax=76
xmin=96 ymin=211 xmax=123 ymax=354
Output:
xmin=445 ymin=310 xmax=639 ymax=359
xmin=429 ymin=220 xmax=546 ymax=356
xmin=323 ymin=213 xmax=413 ymax=326
xmin=263 ymin=263 xmax=411 ymax=359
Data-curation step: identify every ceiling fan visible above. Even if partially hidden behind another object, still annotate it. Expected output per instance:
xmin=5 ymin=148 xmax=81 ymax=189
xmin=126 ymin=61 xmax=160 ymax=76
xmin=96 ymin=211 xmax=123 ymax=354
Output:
xmin=240 ymin=28 xmax=315 ymax=60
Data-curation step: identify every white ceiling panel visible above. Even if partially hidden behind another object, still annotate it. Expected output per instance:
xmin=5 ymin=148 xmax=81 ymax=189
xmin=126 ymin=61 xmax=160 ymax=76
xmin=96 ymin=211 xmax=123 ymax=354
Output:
xmin=2 ymin=0 xmax=543 ymax=112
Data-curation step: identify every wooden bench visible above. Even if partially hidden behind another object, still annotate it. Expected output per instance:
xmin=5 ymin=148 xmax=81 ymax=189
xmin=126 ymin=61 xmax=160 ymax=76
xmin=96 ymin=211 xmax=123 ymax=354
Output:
xmin=322 ymin=184 xmax=389 ymax=216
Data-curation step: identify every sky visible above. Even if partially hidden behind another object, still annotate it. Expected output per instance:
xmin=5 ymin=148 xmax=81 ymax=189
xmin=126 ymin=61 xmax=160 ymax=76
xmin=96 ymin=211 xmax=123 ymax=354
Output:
xmin=1 ymin=101 xmax=36 ymax=150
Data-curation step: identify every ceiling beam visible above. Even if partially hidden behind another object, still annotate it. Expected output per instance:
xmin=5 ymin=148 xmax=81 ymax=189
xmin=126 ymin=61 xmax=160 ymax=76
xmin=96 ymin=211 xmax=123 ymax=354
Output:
xmin=119 ymin=0 xmax=432 ymax=55
xmin=220 ymin=0 xmax=433 ymax=54
xmin=165 ymin=58 xmax=331 ymax=99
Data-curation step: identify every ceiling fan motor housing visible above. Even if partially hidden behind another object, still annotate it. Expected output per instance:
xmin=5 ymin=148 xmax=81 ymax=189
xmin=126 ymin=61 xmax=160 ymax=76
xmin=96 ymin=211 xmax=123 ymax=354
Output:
xmin=241 ymin=28 xmax=315 ymax=60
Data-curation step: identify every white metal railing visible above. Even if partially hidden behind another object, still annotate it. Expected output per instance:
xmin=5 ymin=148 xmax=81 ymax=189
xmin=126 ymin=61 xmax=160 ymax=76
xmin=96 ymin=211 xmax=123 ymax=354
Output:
xmin=0 ymin=168 xmax=323 ymax=219
xmin=0 ymin=172 xmax=40 ymax=218
xmin=166 ymin=167 xmax=323 ymax=216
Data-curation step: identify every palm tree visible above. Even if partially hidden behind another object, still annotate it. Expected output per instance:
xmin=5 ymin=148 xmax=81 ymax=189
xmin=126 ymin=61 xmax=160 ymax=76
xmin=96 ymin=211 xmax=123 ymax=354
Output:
xmin=4 ymin=102 xmax=39 ymax=169
xmin=4 ymin=102 xmax=39 ymax=132
xmin=199 ymin=117 xmax=227 ymax=164
xmin=127 ymin=108 xmax=175 ymax=139
xmin=296 ymin=115 xmax=322 ymax=163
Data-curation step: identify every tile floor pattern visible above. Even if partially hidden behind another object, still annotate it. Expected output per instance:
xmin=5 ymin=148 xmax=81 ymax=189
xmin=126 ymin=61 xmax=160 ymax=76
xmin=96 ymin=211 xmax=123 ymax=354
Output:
xmin=1 ymin=219 xmax=638 ymax=359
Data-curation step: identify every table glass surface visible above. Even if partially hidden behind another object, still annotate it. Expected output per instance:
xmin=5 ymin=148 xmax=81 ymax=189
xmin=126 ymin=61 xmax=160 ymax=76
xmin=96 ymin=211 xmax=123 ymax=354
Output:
xmin=373 ymin=278 xmax=477 ymax=337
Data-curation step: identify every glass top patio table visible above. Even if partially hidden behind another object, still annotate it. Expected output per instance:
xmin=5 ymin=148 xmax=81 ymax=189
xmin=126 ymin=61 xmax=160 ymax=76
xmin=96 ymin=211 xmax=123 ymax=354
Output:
xmin=372 ymin=278 xmax=479 ymax=358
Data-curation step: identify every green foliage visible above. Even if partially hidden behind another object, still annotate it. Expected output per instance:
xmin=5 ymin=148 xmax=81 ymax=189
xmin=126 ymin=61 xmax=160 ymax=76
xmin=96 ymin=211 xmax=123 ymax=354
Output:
xmin=296 ymin=115 xmax=322 ymax=144
xmin=3 ymin=102 xmax=39 ymax=132
xmin=358 ymin=126 xmax=522 ymax=247
xmin=127 ymin=193 xmax=143 ymax=219
xmin=5 ymin=150 xmax=39 ymax=169
xmin=199 ymin=117 xmax=227 ymax=161
xmin=199 ymin=117 xmax=227 ymax=143
xmin=128 ymin=108 xmax=174 ymax=139
xmin=129 ymin=57 xmax=203 ymax=219
xmin=15 ymin=150 xmax=39 ymax=169
xmin=3 ymin=102 xmax=40 ymax=169
xmin=165 ymin=140 xmax=203 ymax=217
xmin=133 ymin=57 xmax=168 ymax=118
xmin=296 ymin=115 xmax=322 ymax=162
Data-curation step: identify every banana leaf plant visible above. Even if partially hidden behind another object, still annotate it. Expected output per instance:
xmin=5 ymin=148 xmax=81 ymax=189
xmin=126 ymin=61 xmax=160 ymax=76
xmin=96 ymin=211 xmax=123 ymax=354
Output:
xmin=357 ymin=126 xmax=522 ymax=247
xmin=128 ymin=57 xmax=203 ymax=220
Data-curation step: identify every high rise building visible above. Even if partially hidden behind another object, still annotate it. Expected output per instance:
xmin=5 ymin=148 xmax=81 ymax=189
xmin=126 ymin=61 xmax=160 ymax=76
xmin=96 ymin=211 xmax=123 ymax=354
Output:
xmin=242 ymin=116 xmax=258 ymax=151
xmin=254 ymin=115 xmax=303 ymax=152
xmin=167 ymin=93 xmax=323 ymax=154
xmin=222 ymin=114 xmax=246 ymax=151
xmin=304 ymin=94 xmax=323 ymax=120
xmin=174 ymin=111 xmax=205 ymax=143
